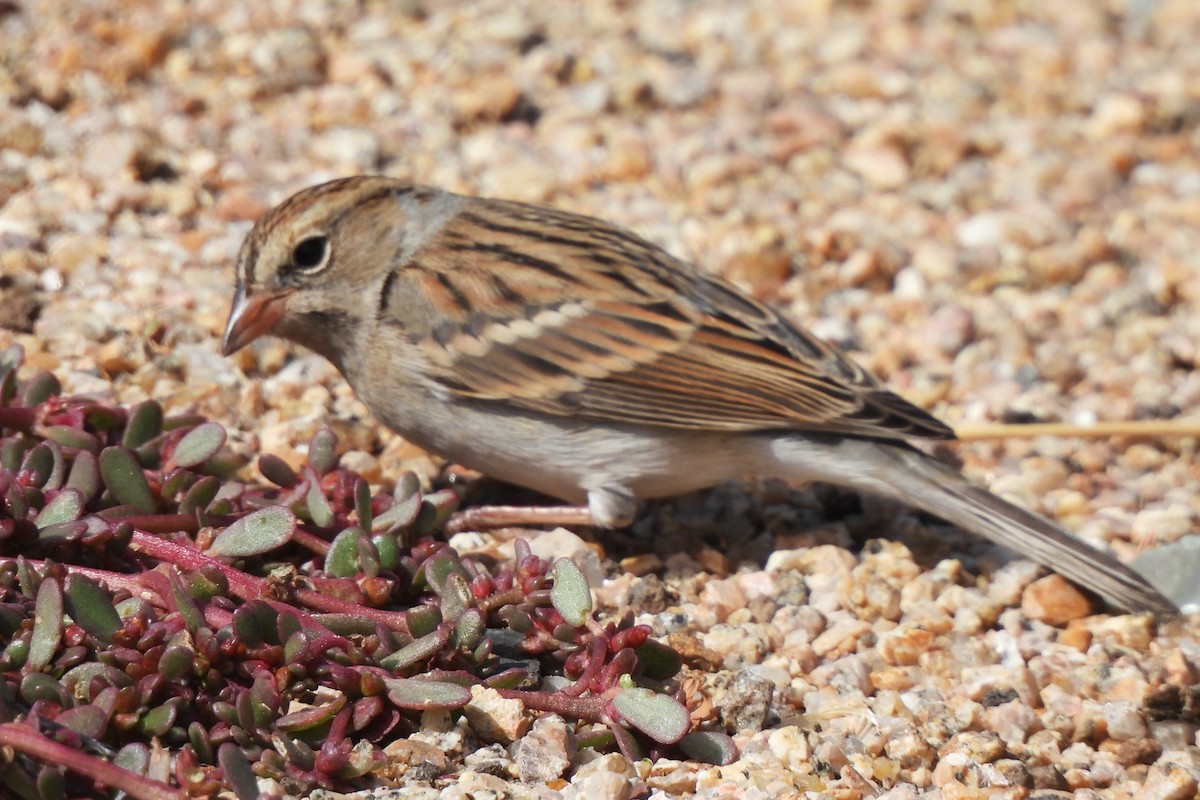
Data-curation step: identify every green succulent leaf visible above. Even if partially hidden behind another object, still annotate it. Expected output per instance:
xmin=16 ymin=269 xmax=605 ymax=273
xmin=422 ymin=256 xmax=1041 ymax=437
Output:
xmin=83 ymin=404 xmax=125 ymax=433
xmin=610 ymin=686 xmax=690 ymax=744
xmin=159 ymin=467 xmax=192 ymax=500
xmin=275 ymin=695 xmax=346 ymax=732
xmin=186 ymin=566 xmax=228 ymax=602
xmin=326 ymin=526 xmax=368 ymax=578
xmin=379 ymin=626 xmax=449 ymax=671
xmin=208 ymin=505 xmax=296 ymax=557
xmin=35 ymin=489 xmax=84 ymax=527
xmin=179 ymin=474 xmax=221 ymax=515
xmin=276 ymin=610 xmax=302 ymax=644
xmin=308 ymin=427 xmax=339 ymax=475
xmin=355 ymin=533 xmax=382 ymax=578
xmin=4 ymin=637 xmax=29 ymax=668
xmin=423 ymin=553 xmax=470 ymax=596
xmin=354 ymin=477 xmax=372 ymax=529
xmin=0 ymin=342 xmax=21 ymax=376
xmin=19 ymin=673 xmax=68 ymax=705
xmin=1 ymin=438 xmax=27 ymax=472
xmin=20 ymin=443 xmax=56 ymax=489
xmin=406 ymin=605 xmax=442 ymax=639
xmin=0 ymin=606 xmax=21 ymax=637
xmin=440 ymin=572 xmax=473 ymax=624
xmin=373 ymin=491 xmax=422 ymax=533
xmin=283 ymin=629 xmax=310 ymax=664
xmin=99 ymin=446 xmax=157 ymax=513
xmin=20 ymin=370 xmax=60 ymax=405
xmin=371 ymin=531 xmax=399 ymax=570
xmin=158 ymin=644 xmax=196 ymax=681
xmin=167 ymin=567 xmax=205 ymax=633
xmin=57 ymin=704 xmax=110 ymax=739
xmin=28 ymin=576 xmax=63 ymax=671
xmin=497 ymin=606 xmax=534 ymax=634
xmin=383 ymin=676 xmax=471 ymax=710
xmin=37 ymin=766 xmax=66 ymax=800
xmin=63 ymin=574 xmax=122 ymax=645
xmin=171 ymin=421 xmax=227 ymax=468
xmin=306 ymin=478 xmax=335 ymax=528
xmin=550 ymin=557 xmax=593 ymax=627
xmin=37 ymin=519 xmax=88 ymax=543
xmin=636 ymin=639 xmax=684 ymax=680
xmin=233 ymin=601 xmax=281 ymax=647
xmin=122 ymin=400 xmax=163 ymax=449
xmin=452 ymin=607 xmax=485 ymax=651
xmin=392 ymin=471 xmax=421 ymax=500
xmin=113 ymin=744 xmax=151 ymax=777
xmin=6 ymin=482 xmax=28 ymax=521
xmin=62 ymin=662 xmax=133 ymax=699
xmin=218 ymin=743 xmax=261 ymax=800
xmin=40 ymin=441 xmax=66 ymax=490
xmin=139 ymin=698 xmax=182 ymax=737
xmin=259 ymin=454 xmax=299 ymax=488
xmin=41 ymin=425 xmax=101 ymax=453
xmin=64 ymin=450 xmax=101 ymax=501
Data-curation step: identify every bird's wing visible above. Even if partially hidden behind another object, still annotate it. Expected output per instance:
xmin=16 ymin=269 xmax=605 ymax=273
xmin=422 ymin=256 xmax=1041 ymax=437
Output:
xmin=377 ymin=198 xmax=953 ymax=442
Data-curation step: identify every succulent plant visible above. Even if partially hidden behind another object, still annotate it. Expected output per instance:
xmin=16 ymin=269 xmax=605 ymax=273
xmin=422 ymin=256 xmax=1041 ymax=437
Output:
xmin=0 ymin=344 xmax=734 ymax=798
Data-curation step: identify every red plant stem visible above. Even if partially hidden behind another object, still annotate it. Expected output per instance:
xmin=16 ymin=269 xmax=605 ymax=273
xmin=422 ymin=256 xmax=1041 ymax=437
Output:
xmin=565 ymin=634 xmax=609 ymax=697
xmin=478 ymin=586 xmax=530 ymax=613
xmin=125 ymin=512 xmax=334 ymax=550
xmin=291 ymin=586 xmax=410 ymax=631
xmin=291 ymin=526 xmax=331 ymax=555
xmin=0 ymin=722 xmax=186 ymax=800
xmin=495 ymin=688 xmax=606 ymax=721
xmin=128 ymin=529 xmax=411 ymax=632
xmin=128 ymin=529 xmax=263 ymax=599
xmin=261 ymin=600 xmax=355 ymax=645
xmin=118 ymin=514 xmax=200 ymax=534
xmin=6 ymin=535 xmax=410 ymax=633
xmin=0 ymin=559 xmax=162 ymax=605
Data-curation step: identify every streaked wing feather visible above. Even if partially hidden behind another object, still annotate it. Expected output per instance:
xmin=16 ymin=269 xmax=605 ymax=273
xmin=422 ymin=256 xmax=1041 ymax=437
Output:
xmin=384 ymin=197 xmax=954 ymax=442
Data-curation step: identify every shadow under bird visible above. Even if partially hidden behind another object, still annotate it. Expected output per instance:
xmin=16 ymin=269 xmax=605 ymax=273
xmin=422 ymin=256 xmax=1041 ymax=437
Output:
xmin=222 ymin=176 xmax=1176 ymax=615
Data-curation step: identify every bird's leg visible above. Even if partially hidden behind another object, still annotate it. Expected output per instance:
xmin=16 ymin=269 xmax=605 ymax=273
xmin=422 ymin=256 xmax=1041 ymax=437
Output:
xmin=442 ymin=486 xmax=638 ymax=534
xmin=444 ymin=505 xmax=596 ymax=534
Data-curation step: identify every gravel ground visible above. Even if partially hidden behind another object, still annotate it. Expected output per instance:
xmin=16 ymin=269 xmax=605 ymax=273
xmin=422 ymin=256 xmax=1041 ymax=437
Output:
xmin=2 ymin=0 xmax=1199 ymax=797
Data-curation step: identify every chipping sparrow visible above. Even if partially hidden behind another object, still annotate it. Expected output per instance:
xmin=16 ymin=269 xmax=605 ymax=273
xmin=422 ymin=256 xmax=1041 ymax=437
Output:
xmin=223 ymin=176 xmax=1175 ymax=614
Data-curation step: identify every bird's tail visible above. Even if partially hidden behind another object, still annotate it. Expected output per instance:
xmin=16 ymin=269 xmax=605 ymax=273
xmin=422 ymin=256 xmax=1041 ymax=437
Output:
xmin=771 ymin=436 xmax=1177 ymax=614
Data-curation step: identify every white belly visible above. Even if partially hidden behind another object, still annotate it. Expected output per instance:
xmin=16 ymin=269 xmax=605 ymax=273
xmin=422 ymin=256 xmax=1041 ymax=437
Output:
xmin=359 ymin=380 xmax=759 ymax=503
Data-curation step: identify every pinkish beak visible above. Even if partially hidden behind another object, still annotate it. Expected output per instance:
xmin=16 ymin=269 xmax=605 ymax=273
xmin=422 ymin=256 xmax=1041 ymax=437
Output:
xmin=222 ymin=286 xmax=291 ymax=355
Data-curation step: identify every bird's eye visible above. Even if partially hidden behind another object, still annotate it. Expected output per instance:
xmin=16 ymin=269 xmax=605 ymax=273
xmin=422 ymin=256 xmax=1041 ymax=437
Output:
xmin=291 ymin=236 xmax=329 ymax=273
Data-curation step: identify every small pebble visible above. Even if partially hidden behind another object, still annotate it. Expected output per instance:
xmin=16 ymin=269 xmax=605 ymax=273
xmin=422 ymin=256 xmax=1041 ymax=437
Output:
xmin=512 ymin=715 xmax=574 ymax=783
xmin=463 ymin=686 xmax=530 ymax=745
xmin=1021 ymin=575 xmax=1094 ymax=626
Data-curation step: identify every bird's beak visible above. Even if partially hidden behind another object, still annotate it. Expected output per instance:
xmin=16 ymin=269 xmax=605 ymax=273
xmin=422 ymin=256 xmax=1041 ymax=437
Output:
xmin=222 ymin=286 xmax=291 ymax=355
